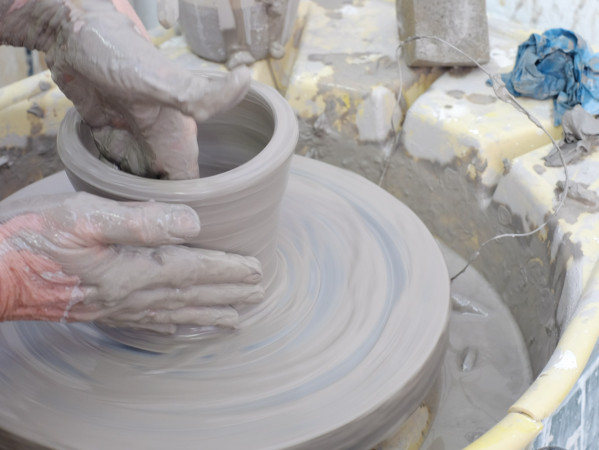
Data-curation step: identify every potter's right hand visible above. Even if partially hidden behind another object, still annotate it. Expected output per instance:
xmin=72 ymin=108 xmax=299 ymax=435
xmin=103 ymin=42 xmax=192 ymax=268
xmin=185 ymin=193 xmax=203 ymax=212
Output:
xmin=0 ymin=0 xmax=251 ymax=180
xmin=0 ymin=193 xmax=264 ymax=333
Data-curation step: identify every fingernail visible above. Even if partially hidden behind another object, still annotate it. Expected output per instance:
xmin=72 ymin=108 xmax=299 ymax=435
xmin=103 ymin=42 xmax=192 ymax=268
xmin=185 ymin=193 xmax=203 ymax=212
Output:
xmin=215 ymin=312 xmax=239 ymax=328
xmin=243 ymin=273 xmax=262 ymax=284
xmin=246 ymin=289 xmax=264 ymax=304
xmin=244 ymin=256 xmax=262 ymax=276
xmin=168 ymin=206 xmax=200 ymax=238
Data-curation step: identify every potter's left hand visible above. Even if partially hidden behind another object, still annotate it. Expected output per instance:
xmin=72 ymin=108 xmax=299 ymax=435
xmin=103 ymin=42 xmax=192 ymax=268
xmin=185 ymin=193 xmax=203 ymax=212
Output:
xmin=0 ymin=0 xmax=251 ymax=180
xmin=0 ymin=193 xmax=264 ymax=333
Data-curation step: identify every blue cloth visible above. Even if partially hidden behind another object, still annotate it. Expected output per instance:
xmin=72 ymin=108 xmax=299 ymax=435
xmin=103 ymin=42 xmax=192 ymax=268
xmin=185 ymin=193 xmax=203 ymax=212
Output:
xmin=493 ymin=28 xmax=599 ymax=125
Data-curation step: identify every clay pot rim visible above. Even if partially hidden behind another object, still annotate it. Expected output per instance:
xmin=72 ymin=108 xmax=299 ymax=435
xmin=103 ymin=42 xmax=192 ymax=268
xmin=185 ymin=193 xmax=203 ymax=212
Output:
xmin=57 ymin=78 xmax=298 ymax=202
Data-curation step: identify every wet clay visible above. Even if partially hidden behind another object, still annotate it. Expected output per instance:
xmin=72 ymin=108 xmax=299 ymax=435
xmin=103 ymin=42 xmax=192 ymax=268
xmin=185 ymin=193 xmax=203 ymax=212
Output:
xmin=0 ymin=156 xmax=449 ymax=449
xmin=421 ymin=243 xmax=532 ymax=449
xmin=58 ymin=80 xmax=297 ymax=295
xmin=383 ymin=144 xmax=567 ymax=376
xmin=545 ymin=105 xmax=599 ymax=167
xmin=56 ymin=79 xmax=298 ymax=344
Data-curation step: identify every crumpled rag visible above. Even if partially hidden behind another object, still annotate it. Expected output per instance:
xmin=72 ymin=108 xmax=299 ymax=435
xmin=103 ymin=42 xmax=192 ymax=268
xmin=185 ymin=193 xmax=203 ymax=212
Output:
xmin=493 ymin=28 xmax=599 ymax=125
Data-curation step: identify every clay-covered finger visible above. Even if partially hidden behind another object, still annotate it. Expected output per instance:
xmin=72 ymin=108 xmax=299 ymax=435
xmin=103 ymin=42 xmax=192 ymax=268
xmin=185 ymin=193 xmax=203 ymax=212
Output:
xmin=127 ymin=105 xmax=200 ymax=180
xmin=96 ymin=320 xmax=178 ymax=335
xmin=137 ymin=247 xmax=262 ymax=285
xmin=103 ymin=306 xmax=239 ymax=328
xmin=55 ymin=193 xmax=201 ymax=245
xmin=83 ymin=246 xmax=262 ymax=302
xmin=95 ymin=283 xmax=264 ymax=314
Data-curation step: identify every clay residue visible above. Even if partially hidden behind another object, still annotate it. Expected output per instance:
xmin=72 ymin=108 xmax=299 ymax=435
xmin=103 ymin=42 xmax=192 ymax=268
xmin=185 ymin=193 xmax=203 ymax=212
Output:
xmin=325 ymin=10 xmax=342 ymax=20
xmin=545 ymin=105 xmax=599 ymax=167
xmin=503 ymin=158 xmax=512 ymax=175
xmin=307 ymin=53 xmax=400 ymax=89
xmin=297 ymin=52 xmax=426 ymax=181
xmin=38 ymin=80 xmax=52 ymax=91
xmin=466 ymin=93 xmax=497 ymax=105
xmin=496 ymin=204 xmax=513 ymax=226
xmin=446 ymin=89 xmax=465 ymax=99
xmin=26 ymin=104 xmax=45 ymax=118
xmin=297 ymin=116 xmax=385 ymax=182
xmin=421 ymin=243 xmax=532 ymax=449
xmin=448 ymin=67 xmax=476 ymax=78
xmin=382 ymin=141 xmax=569 ymax=375
xmin=557 ymin=180 xmax=599 ymax=207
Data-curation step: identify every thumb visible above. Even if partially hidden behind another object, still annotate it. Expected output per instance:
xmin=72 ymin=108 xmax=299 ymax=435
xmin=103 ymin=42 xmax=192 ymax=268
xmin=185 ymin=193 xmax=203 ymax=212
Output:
xmin=180 ymin=66 xmax=252 ymax=122
xmin=137 ymin=63 xmax=252 ymax=123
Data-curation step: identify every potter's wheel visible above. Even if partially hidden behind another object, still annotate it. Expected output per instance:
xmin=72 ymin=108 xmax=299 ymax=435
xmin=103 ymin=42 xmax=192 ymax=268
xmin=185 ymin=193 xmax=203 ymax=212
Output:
xmin=0 ymin=156 xmax=449 ymax=449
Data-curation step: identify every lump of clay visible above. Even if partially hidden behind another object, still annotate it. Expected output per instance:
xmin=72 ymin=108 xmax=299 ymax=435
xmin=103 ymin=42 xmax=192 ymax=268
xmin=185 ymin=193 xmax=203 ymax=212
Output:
xmin=545 ymin=105 xmax=599 ymax=167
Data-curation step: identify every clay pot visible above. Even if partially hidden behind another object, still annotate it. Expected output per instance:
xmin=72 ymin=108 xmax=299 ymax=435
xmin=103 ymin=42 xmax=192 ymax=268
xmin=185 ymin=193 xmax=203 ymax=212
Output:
xmin=179 ymin=0 xmax=300 ymax=68
xmin=57 ymin=77 xmax=298 ymax=288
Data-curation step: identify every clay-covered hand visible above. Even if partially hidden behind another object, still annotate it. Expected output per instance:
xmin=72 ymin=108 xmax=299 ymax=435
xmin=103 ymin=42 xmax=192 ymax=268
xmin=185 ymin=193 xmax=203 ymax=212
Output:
xmin=0 ymin=0 xmax=251 ymax=180
xmin=0 ymin=193 xmax=263 ymax=332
